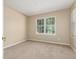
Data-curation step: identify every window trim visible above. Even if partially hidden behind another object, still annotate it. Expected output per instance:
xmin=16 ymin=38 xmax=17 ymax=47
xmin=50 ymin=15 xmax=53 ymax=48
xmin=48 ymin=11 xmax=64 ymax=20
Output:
xmin=36 ymin=16 xmax=56 ymax=35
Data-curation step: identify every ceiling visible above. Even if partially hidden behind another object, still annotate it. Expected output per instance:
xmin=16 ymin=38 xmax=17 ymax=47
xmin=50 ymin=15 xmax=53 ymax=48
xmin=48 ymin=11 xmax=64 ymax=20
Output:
xmin=5 ymin=0 xmax=75 ymax=16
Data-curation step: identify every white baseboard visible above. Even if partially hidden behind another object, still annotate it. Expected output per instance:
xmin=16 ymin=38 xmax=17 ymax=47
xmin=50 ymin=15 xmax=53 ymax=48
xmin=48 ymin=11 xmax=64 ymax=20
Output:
xmin=70 ymin=46 xmax=76 ymax=52
xmin=4 ymin=39 xmax=26 ymax=49
xmin=29 ymin=39 xmax=76 ymax=52
xmin=4 ymin=39 xmax=71 ymax=49
xmin=28 ymin=39 xmax=70 ymax=46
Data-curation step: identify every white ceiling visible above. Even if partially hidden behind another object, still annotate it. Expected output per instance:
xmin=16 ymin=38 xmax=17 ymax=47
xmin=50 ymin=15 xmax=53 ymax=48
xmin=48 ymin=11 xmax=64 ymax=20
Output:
xmin=5 ymin=0 xmax=75 ymax=16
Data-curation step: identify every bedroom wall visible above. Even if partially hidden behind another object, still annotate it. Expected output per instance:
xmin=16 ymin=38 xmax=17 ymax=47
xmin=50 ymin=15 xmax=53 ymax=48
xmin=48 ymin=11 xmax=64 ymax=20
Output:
xmin=3 ymin=6 xmax=27 ymax=48
xmin=70 ymin=3 xmax=76 ymax=51
xmin=27 ymin=9 xmax=71 ymax=45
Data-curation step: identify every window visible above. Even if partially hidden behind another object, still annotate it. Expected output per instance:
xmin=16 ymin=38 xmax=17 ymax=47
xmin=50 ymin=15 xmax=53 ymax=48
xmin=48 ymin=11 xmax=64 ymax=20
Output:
xmin=36 ymin=16 xmax=56 ymax=35
xmin=37 ymin=19 xmax=44 ymax=33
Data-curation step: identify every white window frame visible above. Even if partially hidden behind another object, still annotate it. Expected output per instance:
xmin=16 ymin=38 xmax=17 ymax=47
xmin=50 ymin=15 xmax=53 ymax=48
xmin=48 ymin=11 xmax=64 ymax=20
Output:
xmin=36 ymin=16 xmax=56 ymax=35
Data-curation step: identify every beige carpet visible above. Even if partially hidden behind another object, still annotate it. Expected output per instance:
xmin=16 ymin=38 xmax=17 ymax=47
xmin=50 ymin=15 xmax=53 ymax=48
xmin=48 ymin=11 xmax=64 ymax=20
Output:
xmin=4 ymin=40 xmax=75 ymax=59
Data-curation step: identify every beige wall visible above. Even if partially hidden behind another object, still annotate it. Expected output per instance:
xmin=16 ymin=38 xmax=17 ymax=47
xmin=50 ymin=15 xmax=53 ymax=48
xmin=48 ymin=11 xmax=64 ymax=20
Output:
xmin=70 ymin=3 xmax=76 ymax=51
xmin=4 ymin=5 xmax=74 ymax=48
xmin=27 ymin=9 xmax=71 ymax=45
xmin=3 ymin=6 xmax=27 ymax=47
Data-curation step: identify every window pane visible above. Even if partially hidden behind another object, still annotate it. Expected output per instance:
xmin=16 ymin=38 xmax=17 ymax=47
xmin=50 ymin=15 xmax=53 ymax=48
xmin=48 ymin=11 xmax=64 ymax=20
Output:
xmin=46 ymin=25 xmax=55 ymax=34
xmin=37 ymin=19 xmax=44 ymax=25
xmin=52 ymin=26 xmax=55 ymax=33
xmin=37 ymin=20 xmax=41 ymax=25
xmin=37 ymin=26 xmax=44 ymax=33
xmin=46 ymin=17 xmax=55 ymax=34
xmin=46 ymin=17 xmax=55 ymax=25
xmin=41 ymin=19 xmax=44 ymax=25
xmin=37 ymin=19 xmax=44 ymax=33
xmin=51 ymin=18 xmax=55 ymax=24
xmin=46 ymin=25 xmax=52 ymax=34
xmin=37 ymin=17 xmax=55 ymax=35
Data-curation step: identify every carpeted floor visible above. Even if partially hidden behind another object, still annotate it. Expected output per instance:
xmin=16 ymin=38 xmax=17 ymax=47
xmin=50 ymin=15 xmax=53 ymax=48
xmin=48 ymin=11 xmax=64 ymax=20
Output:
xmin=4 ymin=40 xmax=75 ymax=59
